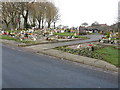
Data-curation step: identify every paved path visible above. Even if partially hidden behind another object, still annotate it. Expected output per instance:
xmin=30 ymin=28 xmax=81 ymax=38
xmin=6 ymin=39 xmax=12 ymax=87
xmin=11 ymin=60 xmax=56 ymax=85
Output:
xmin=2 ymin=45 xmax=118 ymax=88
xmin=26 ymin=34 xmax=102 ymax=50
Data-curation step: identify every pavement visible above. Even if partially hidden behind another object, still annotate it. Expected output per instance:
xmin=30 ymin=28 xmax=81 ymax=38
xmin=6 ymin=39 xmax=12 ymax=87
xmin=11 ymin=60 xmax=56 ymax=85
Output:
xmin=1 ymin=34 xmax=119 ymax=72
xmin=1 ymin=39 xmax=26 ymax=46
xmin=2 ymin=45 xmax=118 ymax=88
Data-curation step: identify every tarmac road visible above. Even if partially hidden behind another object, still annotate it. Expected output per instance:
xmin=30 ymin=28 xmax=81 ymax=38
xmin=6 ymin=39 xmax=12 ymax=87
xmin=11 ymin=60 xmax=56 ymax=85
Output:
xmin=2 ymin=45 xmax=118 ymax=88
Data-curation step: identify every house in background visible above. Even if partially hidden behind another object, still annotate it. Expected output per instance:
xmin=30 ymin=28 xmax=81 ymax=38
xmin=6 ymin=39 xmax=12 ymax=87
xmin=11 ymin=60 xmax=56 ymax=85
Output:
xmin=78 ymin=26 xmax=88 ymax=35
xmin=78 ymin=26 xmax=100 ymax=35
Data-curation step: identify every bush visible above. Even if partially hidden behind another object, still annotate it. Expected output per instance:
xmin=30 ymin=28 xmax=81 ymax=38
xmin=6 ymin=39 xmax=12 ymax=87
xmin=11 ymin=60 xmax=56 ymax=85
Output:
xmin=106 ymin=32 xmax=110 ymax=38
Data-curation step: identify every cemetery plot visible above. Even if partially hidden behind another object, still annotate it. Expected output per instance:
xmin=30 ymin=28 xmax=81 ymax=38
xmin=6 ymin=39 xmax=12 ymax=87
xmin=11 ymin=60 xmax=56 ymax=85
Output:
xmin=53 ymin=32 xmax=88 ymax=40
xmin=55 ymin=42 xmax=119 ymax=67
xmin=99 ymin=32 xmax=120 ymax=44
xmin=0 ymin=29 xmax=88 ymax=45
xmin=0 ymin=29 xmax=39 ymax=44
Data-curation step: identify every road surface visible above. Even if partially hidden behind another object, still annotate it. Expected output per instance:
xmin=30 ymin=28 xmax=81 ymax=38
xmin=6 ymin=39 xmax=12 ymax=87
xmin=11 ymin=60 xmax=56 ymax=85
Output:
xmin=2 ymin=45 xmax=118 ymax=88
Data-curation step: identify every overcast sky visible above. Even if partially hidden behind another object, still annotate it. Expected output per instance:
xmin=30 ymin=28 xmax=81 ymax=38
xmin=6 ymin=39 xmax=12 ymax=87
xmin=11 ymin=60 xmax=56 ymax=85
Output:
xmin=51 ymin=0 xmax=119 ymax=27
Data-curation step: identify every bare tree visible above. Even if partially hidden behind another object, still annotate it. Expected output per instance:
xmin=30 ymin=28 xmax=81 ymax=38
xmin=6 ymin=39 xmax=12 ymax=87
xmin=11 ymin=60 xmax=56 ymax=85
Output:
xmin=1 ymin=1 xmax=59 ymax=30
xmin=82 ymin=22 xmax=88 ymax=27
xmin=29 ymin=2 xmax=47 ymax=29
xmin=2 ymin=2 xmax=25 ymax=30
xmin=28 ymin=2 xmax=38 ymax=28
xmin=18 ymin=2 xmax=30 ymax=29
xmin=9 ymin=2 xmax=21 ymax=29
xmin=91 ymin=21 xmax=99 ymax=26
xmin=53 ymin=10 xmax=60 ymax=29
xmin=45 ymin=2 xmax=59 ymax=28
xmin=2 ymin=2 xmax=12 ymax=29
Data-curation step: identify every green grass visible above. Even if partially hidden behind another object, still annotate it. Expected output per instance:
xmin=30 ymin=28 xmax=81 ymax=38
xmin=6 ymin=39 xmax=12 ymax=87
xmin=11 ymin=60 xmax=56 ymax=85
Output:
xmin=54 ymin=32 xmax=74 ymax=36
xmin=54 ymin=32 xmax=88 ymax=39
xmin=0 ymin=35 xmax=36 ymax=44
xmin=55 ymin=45 xmax=119 ymax=67
xmin=0 ymin=35 xmax=17 ymax=41
xmin=95 ymin=47 xmax=119 ymax=67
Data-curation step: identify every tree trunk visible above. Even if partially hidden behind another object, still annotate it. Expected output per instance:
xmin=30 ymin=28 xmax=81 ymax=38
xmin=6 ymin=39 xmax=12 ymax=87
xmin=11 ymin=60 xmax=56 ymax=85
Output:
xmin=24 ymin=16 xmax=28 ymax=29
xmin=33 ymin=18 xmax=35 ymax=27
xmin=38 ymin=20 xmax=41 ymax=29
xmin=18 ymin=20 xmax=21 ymax=29
xmin=47 ymin=21 xmax=51 ymax=28
xmin=23 ymin=10 xmax=29 ymax=29
xmin=47 ymin=19 xmax=51 ymax=28
xmin=54 ymin=22 xmax=56 ymax=29
xmin=4 ymin=20 xmax=9 ymax=30
xmin=48 ymin=23 xmax=50 ymax=28
xmin=42 ymin=19 xmax=44 ymax=29
xmin=6 ymin=23 xmax=9 ymax=30
xmin=11 ymin=18 xmax=16 ymax=30
xmin=17 ymin=13 xmax=21 ymax=29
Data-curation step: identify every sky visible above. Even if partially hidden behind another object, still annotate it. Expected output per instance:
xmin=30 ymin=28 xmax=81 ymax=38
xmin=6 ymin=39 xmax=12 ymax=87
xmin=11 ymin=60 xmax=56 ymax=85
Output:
xmin=50 ymin=0 xmax=119 ymax=27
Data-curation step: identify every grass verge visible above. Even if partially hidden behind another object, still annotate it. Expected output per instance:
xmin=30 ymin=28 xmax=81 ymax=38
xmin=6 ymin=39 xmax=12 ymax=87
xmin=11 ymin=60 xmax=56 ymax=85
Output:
xmin=54 ymin=32 xmax=88 ymax=39
xmin=55 ymin=45 xmax=119 ymax=67
xmin=0 ymin=35 xmax=17 ymax=41
xmin=0 ymin=35 xmax=36 ymax=44
xmin=95 ymin=46 xmax=119 ymax=66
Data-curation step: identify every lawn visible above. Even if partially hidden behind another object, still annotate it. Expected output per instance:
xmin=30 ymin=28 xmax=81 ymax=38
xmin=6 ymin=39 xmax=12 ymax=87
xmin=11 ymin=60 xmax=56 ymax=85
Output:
xmin=55 ymin=45 xmax=119 ymax=67
xmin=54 ymin=32 xmax=88 ymax=39
xmin=0 ymin=35 xmax=36 ymax=44
xmin=0 ymin=35 xmax=17 ymax=41
xmin=54 ymin=32 xmax=74 ymax=36
xmin=95 ymin=46 xmax=119 ymax=67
